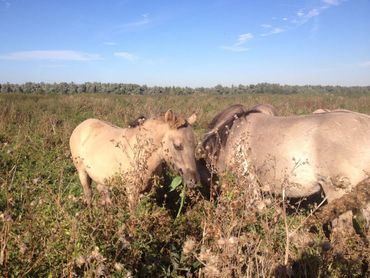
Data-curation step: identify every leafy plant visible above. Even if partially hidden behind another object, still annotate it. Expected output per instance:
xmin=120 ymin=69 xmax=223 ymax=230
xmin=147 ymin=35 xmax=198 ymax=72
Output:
xmin=170 ymin=176 xmax=187 ymax=220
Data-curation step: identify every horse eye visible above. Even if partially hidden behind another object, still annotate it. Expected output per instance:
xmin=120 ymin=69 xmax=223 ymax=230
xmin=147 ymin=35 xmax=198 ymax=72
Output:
xmin=174 ymin=143 xmax=183 ymax=151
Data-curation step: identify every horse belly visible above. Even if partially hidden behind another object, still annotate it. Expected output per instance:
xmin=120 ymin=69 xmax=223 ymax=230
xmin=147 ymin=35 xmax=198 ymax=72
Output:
xmin=315 ymin=127 xmax=370 ymax=188
xmin=81 ymin=138 xmax=128 ymax=185
xmin=250 ymin=138 xmax=320 ymax=197
xmin=255 ymin=156 xmax=320 ymax=197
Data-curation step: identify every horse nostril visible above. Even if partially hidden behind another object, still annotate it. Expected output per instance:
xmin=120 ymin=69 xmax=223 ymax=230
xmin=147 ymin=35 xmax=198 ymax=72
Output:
xmin=188 ymin=178 xmax=199 ymax=189
xmin=187 ymin=172 xmax=199 ymax=188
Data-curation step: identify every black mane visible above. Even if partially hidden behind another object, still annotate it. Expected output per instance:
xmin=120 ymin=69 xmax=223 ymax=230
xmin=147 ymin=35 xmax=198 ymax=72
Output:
xmin=128 ymin=116 xmax=147 ymax=128
xmin=202 ymin=105 xmax=263 ymax=159
xmin=208 ymin=104 xmax=246 ymax=129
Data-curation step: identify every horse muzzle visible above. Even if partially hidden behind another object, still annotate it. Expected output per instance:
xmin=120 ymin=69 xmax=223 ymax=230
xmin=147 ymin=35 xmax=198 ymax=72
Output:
xmin=182 ymin=169 xmax=200 ymax=189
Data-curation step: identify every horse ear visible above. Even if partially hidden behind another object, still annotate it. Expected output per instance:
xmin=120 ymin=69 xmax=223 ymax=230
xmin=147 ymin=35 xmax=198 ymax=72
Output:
xmin=187 ymin=113 xmax=197 ymax=125
xmin=165 ymin=109 xmax=175 ymax=123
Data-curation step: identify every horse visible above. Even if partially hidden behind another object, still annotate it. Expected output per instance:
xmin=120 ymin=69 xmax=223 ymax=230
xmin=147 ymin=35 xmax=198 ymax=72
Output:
xmin=196 ymin=104 xmax=278 ymax=198
xmin=198 ymin=104 xmax=370 ymax=233
xmin=70 ymin=109 xmax=199 ymax=208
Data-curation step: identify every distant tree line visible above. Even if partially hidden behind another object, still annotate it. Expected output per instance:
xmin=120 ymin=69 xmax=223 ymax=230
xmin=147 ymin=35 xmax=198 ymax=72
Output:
xmin=0 ymin=82 xmax=369 ymax=95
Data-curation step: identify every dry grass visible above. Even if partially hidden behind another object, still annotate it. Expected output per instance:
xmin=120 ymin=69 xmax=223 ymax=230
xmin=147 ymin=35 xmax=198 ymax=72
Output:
xmin=0 ymin=92 xmax=370 ymax=277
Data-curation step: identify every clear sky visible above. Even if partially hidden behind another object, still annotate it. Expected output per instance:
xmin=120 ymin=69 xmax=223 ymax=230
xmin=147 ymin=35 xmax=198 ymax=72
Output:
xmin=0 ymin=0 xmax=369 ymax=87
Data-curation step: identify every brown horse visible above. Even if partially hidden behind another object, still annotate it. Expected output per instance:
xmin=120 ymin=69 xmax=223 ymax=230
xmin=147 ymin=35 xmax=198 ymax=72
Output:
xmin=199 ymin=104 xmax=370 ymax=233
xmin=70 ymin=109 xmax=199 ymax=208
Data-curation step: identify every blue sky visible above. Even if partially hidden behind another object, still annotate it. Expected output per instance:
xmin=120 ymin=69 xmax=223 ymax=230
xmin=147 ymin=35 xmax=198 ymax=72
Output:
xmin=0 ymin=0 xmax=369 ymax=87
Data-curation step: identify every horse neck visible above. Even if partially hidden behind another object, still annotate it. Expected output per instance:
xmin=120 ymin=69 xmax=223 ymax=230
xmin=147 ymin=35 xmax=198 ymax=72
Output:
xmin=215 ymin=117 xmax=245 ymax=173
xmin=133 ymin=119 xmax=168 ymax=169
xmin=215 ymin=146 xmax=228 ymax=173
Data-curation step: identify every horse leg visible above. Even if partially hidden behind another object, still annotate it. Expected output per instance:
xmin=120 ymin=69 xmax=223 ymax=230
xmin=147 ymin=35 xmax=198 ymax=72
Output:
xmin=322 ymin=186 xmax=355 ymax=236
xmin=361 ymin=201 xmax=370 ymax=238
xmin=78 ymin=170 xmax=92 ymax=205
xmin=97 ymin=184 xmax=112 ymax=206
xmin=331 ymin=211 xmax=354 ymax=234
xmin=126 ymin=187 xmax=139 ymax=210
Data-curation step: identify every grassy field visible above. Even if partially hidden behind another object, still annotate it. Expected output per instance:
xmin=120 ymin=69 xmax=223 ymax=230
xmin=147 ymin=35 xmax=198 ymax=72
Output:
xmin=1 ymin=93 xmax=370 ymax=277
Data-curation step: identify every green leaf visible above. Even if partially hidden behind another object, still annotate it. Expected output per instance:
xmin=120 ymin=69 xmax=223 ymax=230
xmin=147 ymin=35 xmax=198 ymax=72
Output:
xmin=170 ymin=176 xmax=182 ymax=192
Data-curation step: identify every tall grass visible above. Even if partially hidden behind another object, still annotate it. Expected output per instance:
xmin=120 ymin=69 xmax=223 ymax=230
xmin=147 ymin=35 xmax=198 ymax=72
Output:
xmin=0 ymin=93 xmax=369 ymax=277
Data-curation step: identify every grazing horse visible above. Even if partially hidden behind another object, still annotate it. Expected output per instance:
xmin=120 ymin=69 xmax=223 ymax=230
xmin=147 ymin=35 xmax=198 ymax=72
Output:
xmin=199 ymin=104 xmax=370 ymax=232
xmin=196 ymin=104 xmax=277 ymax=198
xmin=70 ymin=109 xmax=199 ymax=208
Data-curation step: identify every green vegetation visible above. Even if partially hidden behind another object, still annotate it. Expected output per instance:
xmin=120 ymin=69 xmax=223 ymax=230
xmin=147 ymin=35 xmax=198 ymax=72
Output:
xmin=0 ymin=92 xmax=369 ymax=277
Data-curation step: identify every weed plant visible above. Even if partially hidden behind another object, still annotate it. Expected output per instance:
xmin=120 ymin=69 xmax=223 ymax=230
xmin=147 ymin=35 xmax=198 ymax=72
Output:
xmin=1 ymin=93 xmax=369 ymax=277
